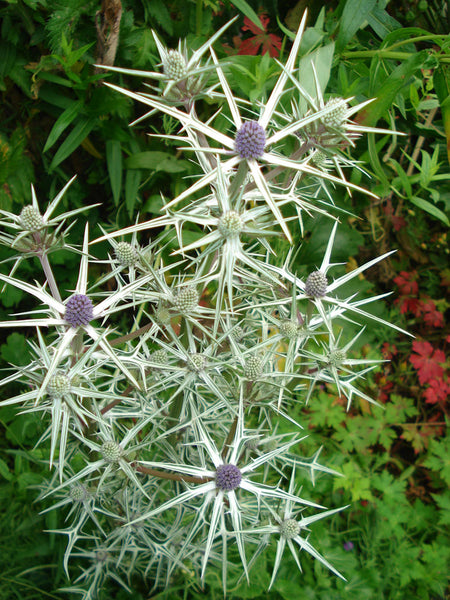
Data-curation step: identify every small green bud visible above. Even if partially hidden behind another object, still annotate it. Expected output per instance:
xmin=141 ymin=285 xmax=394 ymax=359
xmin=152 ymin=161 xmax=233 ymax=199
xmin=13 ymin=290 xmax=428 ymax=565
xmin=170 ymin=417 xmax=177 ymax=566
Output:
xmin=279 ymin=319 xmax=299 ymax=339
xmin=173 ymin=287 xmax=199 ymax=313
xmin=19 ymin=205 xmax=45 ymax=231
xmin=321 ymin=98 xmax=348 ymax=129
xmin=115 ymin=242 xmax=138 ymax=267
xmin=101 ymin=440 xmax=123 ymax=464
xmin=69 ymin=484 xmax=89 ymax=502
xmin=163 ymin=50 xmax=187 ymax=80
xmin=151 ymin=349 xmax=168 ymax=366
xmin=187 ymin=353 xmax=206 ymax=372
xmin=244 ymin=355 xmax=264 ymax=380
xmin=327 ymin=349 xmax=347 ymax=367
xmin=218 ymin=211 xmax=243 ymax=238
xmin=47 ymin=371 xmax=71 ymax=398
xmin=280 ymin=518 xmax=301 ymax=539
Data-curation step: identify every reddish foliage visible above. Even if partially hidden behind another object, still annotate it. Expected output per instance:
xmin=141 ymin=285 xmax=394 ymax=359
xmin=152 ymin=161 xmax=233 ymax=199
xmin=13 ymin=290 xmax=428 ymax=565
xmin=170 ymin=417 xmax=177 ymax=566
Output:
xmin=396 ymin=296 xmax=420 ymax=315
xmin=238 ymin=15 xmax=282 ymax=57
xmin=415 ymin=299 xmax=444 ymax=328
xmin=409 ymin=340 xmax=446 ymax=385
xmin=394 ymin=271 xmax=419 ymax=296
xmin=381 ymin=343 xmax=397 ymax=360
xmin=383 ymin=198 xmax=406 ymax=231
xmin=423 ymin=377 xmax=450 ymax=406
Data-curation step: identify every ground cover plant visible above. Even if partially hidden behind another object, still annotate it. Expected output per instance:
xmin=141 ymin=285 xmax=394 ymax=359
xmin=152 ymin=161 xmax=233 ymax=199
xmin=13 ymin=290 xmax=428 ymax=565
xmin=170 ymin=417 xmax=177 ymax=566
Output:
xmin=0 ymin=1 xmax=448 ymax=599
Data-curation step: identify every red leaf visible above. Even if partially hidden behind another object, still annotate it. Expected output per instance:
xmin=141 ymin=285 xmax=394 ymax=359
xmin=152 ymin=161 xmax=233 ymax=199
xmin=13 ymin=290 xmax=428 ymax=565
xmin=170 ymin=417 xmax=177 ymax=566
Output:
xmin=409 ymin=340 xmax=446 ymax=385
xmin=416 ymin=299 xmax=444 ymax=328
xmin=238 ymin=14 xmax=282 ymax=58
xmin=394 ymin=271 xmax=418 ymax=296
xmin=423 ymin=378 xmax=450 ymax=405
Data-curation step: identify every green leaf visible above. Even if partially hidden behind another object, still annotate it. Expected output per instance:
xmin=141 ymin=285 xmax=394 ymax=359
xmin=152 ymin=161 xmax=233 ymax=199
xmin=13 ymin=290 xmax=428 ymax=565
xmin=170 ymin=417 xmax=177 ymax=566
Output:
xmin=1 ymin=332 xmax=29 ymax=365
xmin=358 ymin=51 xmax=428 ymax=126
xmin=0 ymin=458 xmax=13 ymax=481
xmin=409 ymin=196 xmax=450 ymax=226
xmin=106 ymin=140 xmax=123 ymax=206
xmin=228 ymin=0 xmax=264 ymax=30
xmin=125 ymin=169 xmax=141 ymax=218
xmin=297 ymin=42 xmax=335 ymax=117
xmin=367 ymin=6 xmax=402 ymax=39
xmin=336 ymin=0 xmax=377 ymax=53
xmin=43 ymin=99 xmax=84 ymax=152
xmin=434 ymin=65 xmax=450 ymax=163
xmin=125 ymin=151 xmax=188 ymax=173
xmin=141 ymin=0 xmax=173 ymax=35
xmin=49 ymin=117 xmax=97 ymax=170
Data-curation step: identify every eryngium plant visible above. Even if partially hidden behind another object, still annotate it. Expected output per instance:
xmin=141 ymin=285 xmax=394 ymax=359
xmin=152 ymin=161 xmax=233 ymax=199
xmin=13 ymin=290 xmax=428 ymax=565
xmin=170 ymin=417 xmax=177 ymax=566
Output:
xmin=0 ymin=12 xmax=408 ymax=599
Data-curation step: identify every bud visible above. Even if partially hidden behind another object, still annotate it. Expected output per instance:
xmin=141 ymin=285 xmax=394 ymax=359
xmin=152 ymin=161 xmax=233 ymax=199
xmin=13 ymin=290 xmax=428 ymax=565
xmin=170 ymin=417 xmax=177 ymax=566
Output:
xmin=69 ymin=484 xmax=90 ymax=502
xmin=321 ymin=98 xmax=348 ymax=129
xmin=215 ymin=463 xmax=242 ymax=492
xmin=218 ymin=211 xmax=243 ymax=238
xmin=187 ymin=353 xmax=206 ymax=372
xmin=163 ymin=50 xmax=187 ymax=80
xmin=235 ymin=121 xmax=266 ymax=159
xmin=173 ymin=287 xmax=199 ymax=313
xmin=304 ymin=271 xmax=328 ymax=298
xmin=154 ymin=305 xmax=171 ymax=325
xmin=151 ymin=349 xmax=169 ymax=366
xmin=101 ymin=440 xmax=123 ymax=464
xmin=244 ymin=355 xmax=264 ymax=380
xmin=327 ymin=349 xmax=347 ymax=367
xmin=19 ymin=205 xmax=45 ymax=231
xmin=279 ymin=518 xmax=301 ymax=539
xmin=115 ymin=242 xmax=138 ymax=267
xmin=279 ymin=319 xmax=299 ymax=339
xmin=47 ymin=371 xmax=71 ymax=398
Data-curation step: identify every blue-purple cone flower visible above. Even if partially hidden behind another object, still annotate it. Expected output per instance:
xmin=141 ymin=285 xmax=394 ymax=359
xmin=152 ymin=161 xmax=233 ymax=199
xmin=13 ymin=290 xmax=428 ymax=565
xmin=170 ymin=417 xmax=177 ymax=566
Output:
xmin=65 ymin=294 xmax=94 ymax=327
xmin=235 ymin=121 xmax=266 ymax=159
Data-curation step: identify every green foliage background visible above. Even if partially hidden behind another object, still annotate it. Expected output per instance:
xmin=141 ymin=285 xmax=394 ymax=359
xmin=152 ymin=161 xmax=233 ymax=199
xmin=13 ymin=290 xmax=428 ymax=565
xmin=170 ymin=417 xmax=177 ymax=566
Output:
xmin=0 ymin=0 xmax=448 ymax=598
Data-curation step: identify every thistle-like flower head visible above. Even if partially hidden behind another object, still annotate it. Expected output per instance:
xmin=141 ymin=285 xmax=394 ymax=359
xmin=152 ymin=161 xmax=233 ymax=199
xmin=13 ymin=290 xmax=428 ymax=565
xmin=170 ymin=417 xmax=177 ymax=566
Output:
xmin=235 ymin=121 xmax=266 ymax=159
xmin=19 ymin=205 xmax=45 ymax=231
xmin=115 ymin=241 xmax=139 ymax=267
xmin=65 ymin=294 xmax=94 ymax=327
xmin=215 ymin=463 xmax=242 ymax=491
xmin=304 ymin=271 xmax=328 ymax=298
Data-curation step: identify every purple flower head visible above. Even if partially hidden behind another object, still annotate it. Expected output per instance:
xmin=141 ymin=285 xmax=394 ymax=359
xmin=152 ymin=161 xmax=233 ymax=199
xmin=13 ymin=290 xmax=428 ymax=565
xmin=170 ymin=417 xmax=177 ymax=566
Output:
xmin=235 ymin=121 xmax=266 ymax=159
xmin=65 ymin=294 xmax=94 ymax=328
xmin=215 ymin=463 xmax=242 ymax=492
xmin=343 ymin=540 xmax=354 ymax=552
xmin=305 ymin=270 xmax=328 ymax=298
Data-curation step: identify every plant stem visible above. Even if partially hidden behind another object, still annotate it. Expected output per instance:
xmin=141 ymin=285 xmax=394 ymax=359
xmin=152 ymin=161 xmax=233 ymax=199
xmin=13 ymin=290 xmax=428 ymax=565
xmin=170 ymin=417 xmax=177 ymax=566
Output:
xmin=136 ymin=464 xmax=212 ymax=484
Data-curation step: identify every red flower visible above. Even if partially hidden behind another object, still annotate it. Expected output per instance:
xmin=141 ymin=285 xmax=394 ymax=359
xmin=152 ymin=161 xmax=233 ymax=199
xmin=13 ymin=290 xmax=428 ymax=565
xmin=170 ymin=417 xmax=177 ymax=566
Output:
xmin=409 ymin=340 xmax=446 ymax=385
xmin=238 ymin=15 xmax=282 ymax=58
